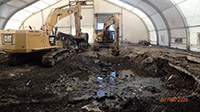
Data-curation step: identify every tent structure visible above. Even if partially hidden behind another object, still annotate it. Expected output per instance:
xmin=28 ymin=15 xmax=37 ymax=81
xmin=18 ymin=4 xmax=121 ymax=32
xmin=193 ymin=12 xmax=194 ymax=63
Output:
xmin=0 ymin=0 xmax=59 ymax=30
xmin=0 ymin=0 xmax=37 ymax=29
xmin=0 ymin=0 xmax=199 ymax=51
xmin=107 ymin=0 xmax=200 ymax=51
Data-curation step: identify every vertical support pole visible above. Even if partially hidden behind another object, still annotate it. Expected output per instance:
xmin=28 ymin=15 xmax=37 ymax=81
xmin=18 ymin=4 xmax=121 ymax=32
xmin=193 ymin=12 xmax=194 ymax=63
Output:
xmin=41 ymin=10 xmax=44 ymax=26
xmin=120 ymin=8 xmax=123 ymax=42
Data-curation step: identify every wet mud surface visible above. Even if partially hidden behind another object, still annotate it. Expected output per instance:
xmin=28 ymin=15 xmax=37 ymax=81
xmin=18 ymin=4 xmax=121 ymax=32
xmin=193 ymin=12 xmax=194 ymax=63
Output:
xmin=0 ymin=46 xmax=200 ymax=112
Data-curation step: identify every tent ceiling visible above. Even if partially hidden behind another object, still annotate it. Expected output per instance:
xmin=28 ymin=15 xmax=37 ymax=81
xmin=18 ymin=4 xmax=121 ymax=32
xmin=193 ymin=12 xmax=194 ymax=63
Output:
xmin=0 ymin=0 xmax=38 ymax=29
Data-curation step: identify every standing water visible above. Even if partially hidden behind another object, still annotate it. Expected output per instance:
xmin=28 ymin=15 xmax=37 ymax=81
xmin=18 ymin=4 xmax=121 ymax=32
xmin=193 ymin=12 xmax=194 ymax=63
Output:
xmin=96 ymin=69 xmax=164 ymax=97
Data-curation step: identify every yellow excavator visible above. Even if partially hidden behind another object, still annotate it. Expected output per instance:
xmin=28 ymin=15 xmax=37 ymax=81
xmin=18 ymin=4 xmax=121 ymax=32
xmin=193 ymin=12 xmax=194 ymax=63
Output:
xmin=93 ymin=13 xmax=120 ymax=56
xmin=0 ymin=1 xmax=89 ymax=66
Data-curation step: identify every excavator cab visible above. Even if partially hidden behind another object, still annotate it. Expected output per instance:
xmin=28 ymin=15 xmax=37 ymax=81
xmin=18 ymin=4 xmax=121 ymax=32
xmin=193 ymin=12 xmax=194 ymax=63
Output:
xmin=104 ymin=24 xmax=115 ymax=43
xmin=49 ymin=36 xmax=56 ymax=46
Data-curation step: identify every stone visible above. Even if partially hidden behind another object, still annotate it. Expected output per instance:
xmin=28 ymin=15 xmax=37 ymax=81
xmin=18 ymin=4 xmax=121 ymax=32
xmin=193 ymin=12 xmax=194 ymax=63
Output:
xmin=81 ymin=104 xmax=101 ymax=112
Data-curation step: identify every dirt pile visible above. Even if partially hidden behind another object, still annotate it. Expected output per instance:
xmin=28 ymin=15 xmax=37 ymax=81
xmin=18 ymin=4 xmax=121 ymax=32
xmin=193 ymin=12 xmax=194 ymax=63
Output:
xmin=138 ymin=40 xmax=151 ymax=46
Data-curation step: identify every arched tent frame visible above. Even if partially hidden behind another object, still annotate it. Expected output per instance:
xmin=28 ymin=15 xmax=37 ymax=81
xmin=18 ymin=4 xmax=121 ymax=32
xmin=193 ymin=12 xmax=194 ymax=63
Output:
xmin=117 ymin=0 xmax=189 ymax=50
xmin=1 ymin=0 xmax=60 ymax=30
xmin=105 ymin=0 xmax=157 ymax=45
xmin=0 ymin=0 xmax=38 ymax=29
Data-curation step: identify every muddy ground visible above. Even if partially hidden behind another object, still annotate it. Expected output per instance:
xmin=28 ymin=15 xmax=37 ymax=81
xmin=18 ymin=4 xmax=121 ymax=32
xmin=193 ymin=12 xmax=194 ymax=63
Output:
xmin=0 ymin=45 xmax=200 ymax=112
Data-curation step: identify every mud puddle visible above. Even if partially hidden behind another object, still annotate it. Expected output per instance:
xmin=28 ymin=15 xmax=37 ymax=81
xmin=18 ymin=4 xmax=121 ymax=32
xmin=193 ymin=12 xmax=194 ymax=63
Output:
xmin=94 ymin=69 xmax=165 ymax=98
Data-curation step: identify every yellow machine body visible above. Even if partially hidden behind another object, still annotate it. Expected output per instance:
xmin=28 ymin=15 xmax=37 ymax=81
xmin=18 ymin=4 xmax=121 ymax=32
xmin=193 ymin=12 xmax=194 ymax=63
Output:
xmin=0 ymin=30 xmax=62 ymax=53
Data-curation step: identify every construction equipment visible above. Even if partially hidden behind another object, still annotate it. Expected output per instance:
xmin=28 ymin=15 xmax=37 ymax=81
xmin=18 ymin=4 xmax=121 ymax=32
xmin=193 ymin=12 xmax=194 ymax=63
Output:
xmin=93 ymin=13 xmax=120 ymax=56
xmin=0 ymin=1 xmax=89 ymax=66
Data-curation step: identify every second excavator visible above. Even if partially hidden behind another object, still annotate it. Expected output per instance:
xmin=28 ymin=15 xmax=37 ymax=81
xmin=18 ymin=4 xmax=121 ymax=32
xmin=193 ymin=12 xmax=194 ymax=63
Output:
xmin=93 ymin=13 xmax=120 ymax=56
xmin=0 ymin=1 xmax=89 ymax=66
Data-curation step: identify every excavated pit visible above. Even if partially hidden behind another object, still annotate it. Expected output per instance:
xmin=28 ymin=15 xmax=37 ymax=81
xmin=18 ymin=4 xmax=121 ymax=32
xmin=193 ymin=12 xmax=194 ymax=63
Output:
xmin=0 ymin=46 xmax=200 ymax=112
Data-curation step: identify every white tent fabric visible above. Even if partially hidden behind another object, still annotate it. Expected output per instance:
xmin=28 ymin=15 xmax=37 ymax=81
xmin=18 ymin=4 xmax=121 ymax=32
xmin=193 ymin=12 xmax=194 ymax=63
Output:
xmin=109 ymin=0 xmax=200 ymax=51
xmin=176 ymin=0 xmax=200 ymax=51
xmin=117 ymin=0 xmax=188 ymax=49
xmin=0 ymin=0 xmax=38 ymax=29
xmin=1 ymin=0 xmax=200 ymax=51
xmin=4 ymin=0 xmax=59 ymax=30
xmin=106 ymin=0 xmax=157 ymax=44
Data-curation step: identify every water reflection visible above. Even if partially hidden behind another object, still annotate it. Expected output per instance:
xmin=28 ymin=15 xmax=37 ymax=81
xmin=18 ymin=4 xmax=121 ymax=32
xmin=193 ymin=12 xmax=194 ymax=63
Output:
xmin=110 ymin=72 xmax=116 ymax=77
xmin=96 ymin=69 xmax=163 ymax=97
xmin=97 ymin=72 xmax=117 ymax=97
xmin=97 ymin=76 xmax=106 ymax=87
xmin=97 ymin=90 xmax=106 ymax=97
xmin=109 ymin=72 xmax=116 ymax=83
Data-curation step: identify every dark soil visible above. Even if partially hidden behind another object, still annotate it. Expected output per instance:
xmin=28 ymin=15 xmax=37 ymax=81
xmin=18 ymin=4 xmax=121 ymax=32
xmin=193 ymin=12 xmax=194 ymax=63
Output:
xmin=0 ymin=47 xmax=199 ymax=112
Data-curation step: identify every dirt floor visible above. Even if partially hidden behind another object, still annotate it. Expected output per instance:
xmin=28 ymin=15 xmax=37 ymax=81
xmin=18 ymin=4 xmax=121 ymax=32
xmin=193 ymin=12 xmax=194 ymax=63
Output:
xmin=0 ymin=45 xmax=200 ymax=112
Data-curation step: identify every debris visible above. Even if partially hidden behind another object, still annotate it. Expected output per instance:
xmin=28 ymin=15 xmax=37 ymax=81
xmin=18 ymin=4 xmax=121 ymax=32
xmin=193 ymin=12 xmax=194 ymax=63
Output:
xmin=66 ymin=86 xmax=73 ymax=91
xmin=168 ymin=75 xmax=174 ymax=81
xmin=94 ymin=59 xmax=100 ymax=63
xmin=9 ymin=73 xmax=15 ymax=77
xmin=81 ymin=104 xmax=101 ymax=112
xmin=26 ymin=80 xmax=31 ymax=86
xmin=138 ymin=40 xmax=150 ymax=46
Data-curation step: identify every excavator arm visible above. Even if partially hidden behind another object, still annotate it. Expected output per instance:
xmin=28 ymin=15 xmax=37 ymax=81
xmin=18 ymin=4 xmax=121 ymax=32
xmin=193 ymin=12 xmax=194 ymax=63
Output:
xmin=42 ymin=2 xmax=84 ymax=36
xmin=103 ymin=14 xmax=120 ymax=55
xmin=113 ymin=14 xmax=120 ymax=56
xmin=103 ymin=16 xmax=115 ymax=33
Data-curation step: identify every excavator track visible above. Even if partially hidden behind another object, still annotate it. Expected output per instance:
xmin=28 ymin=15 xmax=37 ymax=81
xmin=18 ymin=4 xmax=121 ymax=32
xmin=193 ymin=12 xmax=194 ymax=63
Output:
xmin=41 ymin=41 xmax=78 ymax=67
xmin=41 ymin=32 xmax=88 ymax=66
xmin=6 ymin=47 xmax=76 ymax=67
xmin=7 ymin=52 xmax=45 ymax=66
xmin=42 ymin=48 xmax=72 ymax=66
xmin=7 ymin=54 xmax=21 ymax=66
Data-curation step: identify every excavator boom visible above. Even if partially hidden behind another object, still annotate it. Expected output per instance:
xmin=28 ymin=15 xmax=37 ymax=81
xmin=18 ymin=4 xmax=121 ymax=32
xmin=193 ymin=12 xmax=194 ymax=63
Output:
xmin=43 ymin=1 xmax=85 ymax=36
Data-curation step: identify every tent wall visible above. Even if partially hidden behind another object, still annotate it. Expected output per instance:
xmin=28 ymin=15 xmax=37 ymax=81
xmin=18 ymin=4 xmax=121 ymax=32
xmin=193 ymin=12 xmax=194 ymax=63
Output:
xmin=121 ymin=0 xmax=188 ymax=49
xmin=122 ymin=9 xmax=148 ymax=43
xmin=177 ymin=0 xmax=200 ymax=52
